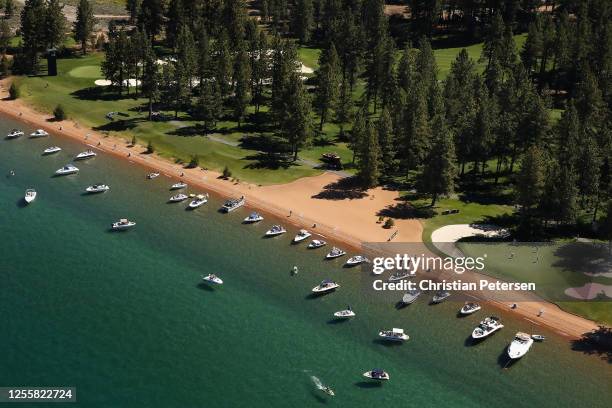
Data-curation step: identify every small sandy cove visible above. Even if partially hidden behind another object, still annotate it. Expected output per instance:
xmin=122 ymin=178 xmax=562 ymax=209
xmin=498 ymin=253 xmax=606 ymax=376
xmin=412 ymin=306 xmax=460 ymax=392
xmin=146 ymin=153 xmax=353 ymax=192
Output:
xmin=0 ymin=79 xmax=601 ymax=339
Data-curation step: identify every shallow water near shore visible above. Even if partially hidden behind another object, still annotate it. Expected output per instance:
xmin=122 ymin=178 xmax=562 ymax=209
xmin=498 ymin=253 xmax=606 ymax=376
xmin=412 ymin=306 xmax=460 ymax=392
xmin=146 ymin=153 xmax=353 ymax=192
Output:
xmin=0 ymin=114 xmax=610 ymax=407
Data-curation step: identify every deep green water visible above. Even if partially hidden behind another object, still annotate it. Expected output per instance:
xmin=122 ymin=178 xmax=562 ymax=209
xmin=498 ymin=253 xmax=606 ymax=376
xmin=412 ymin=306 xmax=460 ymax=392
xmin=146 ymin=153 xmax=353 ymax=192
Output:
xmin=0 ymin=114 xmax=610 ymax=407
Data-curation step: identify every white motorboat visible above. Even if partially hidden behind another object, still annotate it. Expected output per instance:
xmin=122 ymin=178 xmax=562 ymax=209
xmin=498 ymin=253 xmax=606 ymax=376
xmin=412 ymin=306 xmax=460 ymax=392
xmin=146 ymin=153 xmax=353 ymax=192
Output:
xmin=24 ymin=189 xmax=37 ymax=204
xmin=170 ymin=182 xmax=187 ymax=190
xmin=346 ymin=255 xmax=368 ymax=266
xmin=201 ymin=273 xmax=223 ymax=285
xmin=308 ymin=239 xmax=326 ymax=249
xmin=378 ymin=328 xmax=409 ymax=342
xmin=221 ymin=196 xmax=245 ymax=212
xmin=531 ymin=334 xmax=546 ymax=342
xmin=169 ymin=193 xmax=188 ymax=202
xmin=363 ymin=369 xmax=389 ymax=381
xmin=460 ymin=302 xmax=481 ymax=315
xmin=507 ymin=332 xmax=534 ymax=359
xmin=85 ymin=184 xmax=110 ymax=193
xmin=432 ymin=290 xmax=451 ymax=303
xmin=265 ymin=225 xmax=286 ymax=236
xmin=293 ymin=229 xmax=311 ymax=243
xmin=334 ymin=306 xmax=355 ymax=319
xmin=111 ymin=218 xmax=136 ymax=230
xmin=147 ymin=172 xmax=160 ymax=179
xmin=6 ymin=129 xmax=24 ymax=139
xmin=188 ymin=194 xmax=208 ymax=209
xmin=243 ymin=212 xmax=264 ymax=223
xmin=471 ymin=316 xmax=504 ymax=339
xmin=75 ymin=150 xmax=97 ymax=160
xmin=388 ymin=271 xmax=412 ymax=281
xmin=312 ymin=279 xmax=339 ymax=294
xmin=326 ymin=247 xmax=346 ymax=259
xmin=401 ymin=289 xmax=421 ymax=305
xmin=55 ymin=164 xmax=79 ymax=175
xmin=43 ymin=146 xmax=62 ymax=154
xmin=30 ymin=129 xmax=49 ymax=137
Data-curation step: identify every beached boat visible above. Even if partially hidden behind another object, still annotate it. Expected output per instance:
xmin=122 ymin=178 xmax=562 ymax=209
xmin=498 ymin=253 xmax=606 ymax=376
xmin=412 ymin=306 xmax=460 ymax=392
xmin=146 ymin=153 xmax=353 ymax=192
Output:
xmin=334 ymin=306 xmax=355 ymax=319
xmin=388 ymin=271 xmax=412 ymax=282
xmin=146 ymin=172 xmax=160 ymax=179
xmin=170 ymin=182 xmax=187 ymax=190
xmin=55 ymin=164 xmax=79 ymax=175
xmin=85 ymin=184 xmax=110 ymax=194
xmin=363 ymin=369 xmax=390 ymax=381
xmin=460 ymin=302 xmax=481 ymax=315
xmin=243 ymin=212 xmax=264 ymax=223
xmin=345 ymin=255 xmax=368 ymax=266
xmin=221 ymin=196 xmax=245 ymax=212
xmin=432 ymin=290 xmax=451 ymax=303
xmin=169 ymin=193 xmax=188 ymax=203
xmin=6 ymin=129 xmax=24 ymax=139
xmin=30 ymin=129 xmax=49 ymax=137
xmin=111 ymin=218 xmax=136 ymax=230
xmin=312 ymin=279 xmax=339 ymax=294
xmin=401 ymin=289 xmax=421 ymax=305
xmin=471 ymin=316 xmax=504 ymax=339
xmin=308 ymin=239 xmax=326 ymax=249
xmin=43 ymin=146 xmax=62 ymax=155
xmin=202 ymin=274 xmax=223 ymax=285
xmin=326 ymin=247 xmax=346 ymax=259
xmin=531 ymin=334 xmax=546 ymax=342
xmin=24 ymin=189 xmax=37 ymax=204
xmin=507 ymin=332 xmax=534 ymax=359
xmin=75 ymin=150 xmax=97 ymax=160
xmin=378 ymin=328 xmax=409 ymax=342
xmin=293 ymin=229 xmax=312 ymax=243
xmin=265 ymin=225 xmax=286 ymax=236
xmin=188 ymin=194 xmax=208 ymax=209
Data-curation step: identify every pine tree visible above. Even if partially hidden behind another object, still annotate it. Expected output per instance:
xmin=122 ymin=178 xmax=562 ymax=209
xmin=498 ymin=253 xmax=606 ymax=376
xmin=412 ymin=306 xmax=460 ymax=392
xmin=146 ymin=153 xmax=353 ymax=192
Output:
xmin=521 ymin=18 xmax=542 ymax=75
xmin=138 ymin=0 xmax=164 ymax=37
xmin=20 ymin=0 xmax=46 ymax=73
xmin=278 ymin=72 xmax=311 ymax=161
xmin=0 ymin=19 xmax=10 ymax=54
xmin=165 ymin=0 xmax=185 ymax=49
xmin=214 ymin=30 xmax=233 ymax=99
xmin=233 ymin=49 xmax=251 ymax=126
xmin=176 ymin=25 xmax=197 ymax=89
xmin=377 ymin=107 xmax=396 ymax=178
xmin=419 ymin=114 xmax=457 ymax=206
xmin=141 ymin=35 xmax=160 ymax=120
xmin=349 ymin=105 xmax=367 ymax=164
xmin=314 ymin=42 xmax=340 ymax=131
xmin=358 ymin=122 xmax=382 ymax=188
xmin=515 ymin=145 xmax=546 ymax=215
xmin=125 ymin=0 xmax=140 ymax=24
xmin=4 ymin=0 xmax=14 ymax=19
xmin=197 ymin=80 xmax=222 ymax=133
xmin=45 ymin=0 xmax=66 ymax=49
xmin=73 ymin=0 xmax=95 ymax=54
xmin=334 ymin=79 xmax=353 ymax=140
xmin=293 ymin=0 xmax=314 ymax=43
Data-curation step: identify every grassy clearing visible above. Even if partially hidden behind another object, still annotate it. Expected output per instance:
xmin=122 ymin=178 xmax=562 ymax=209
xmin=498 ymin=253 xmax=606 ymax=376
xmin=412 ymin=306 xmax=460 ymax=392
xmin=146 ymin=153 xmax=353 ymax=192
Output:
xmin=459 ymin=242 xmax=612 ymax=325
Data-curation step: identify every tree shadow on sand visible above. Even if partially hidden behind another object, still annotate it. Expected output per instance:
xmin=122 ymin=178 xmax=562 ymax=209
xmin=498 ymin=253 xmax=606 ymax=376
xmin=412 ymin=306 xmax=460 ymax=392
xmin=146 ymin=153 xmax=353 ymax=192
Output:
xmin=572 ymin=326 xmax=612 ymax=363
xmin=311 ymin=176 xmax=368 ymax=200
xmin=377 ymin=199 xmax=434 ymax=219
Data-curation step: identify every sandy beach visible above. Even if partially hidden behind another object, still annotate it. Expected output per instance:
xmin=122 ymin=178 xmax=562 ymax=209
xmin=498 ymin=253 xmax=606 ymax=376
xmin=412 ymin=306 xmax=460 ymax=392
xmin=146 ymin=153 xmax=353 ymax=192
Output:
xmin=0 ymin=78 xmax=601 ymax=339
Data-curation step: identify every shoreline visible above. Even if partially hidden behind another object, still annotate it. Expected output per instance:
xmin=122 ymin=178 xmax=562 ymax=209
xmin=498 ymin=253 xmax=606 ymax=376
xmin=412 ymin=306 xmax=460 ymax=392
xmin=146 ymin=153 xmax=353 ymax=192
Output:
xmin=0 ymin=79 xmax=602 ymax=340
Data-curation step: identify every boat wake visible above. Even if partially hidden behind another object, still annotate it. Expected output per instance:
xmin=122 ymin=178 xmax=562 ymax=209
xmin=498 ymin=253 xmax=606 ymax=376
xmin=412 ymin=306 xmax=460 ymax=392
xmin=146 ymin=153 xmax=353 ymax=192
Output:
xmin=310 ymin=376 xmax=334 ymax=396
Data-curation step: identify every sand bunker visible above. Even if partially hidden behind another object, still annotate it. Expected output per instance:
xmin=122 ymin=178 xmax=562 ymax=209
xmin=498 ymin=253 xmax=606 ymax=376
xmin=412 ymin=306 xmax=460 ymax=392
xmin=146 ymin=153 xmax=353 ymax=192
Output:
xmin=565 ymin=283 xmax=612 ymax=300
xmin=95 ymin=79 xmax=141 ymax=87
xmin=431 ymin=224 xmax=509 ymax=243
xmin=300 ymin=63 xmax=314 ymax=74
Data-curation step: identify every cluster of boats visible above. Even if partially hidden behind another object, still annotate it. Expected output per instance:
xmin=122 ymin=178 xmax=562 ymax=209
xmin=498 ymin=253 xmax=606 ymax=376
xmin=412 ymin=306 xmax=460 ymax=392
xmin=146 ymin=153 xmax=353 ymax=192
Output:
xmin=6 ymin=128 xmax=48 ymax=139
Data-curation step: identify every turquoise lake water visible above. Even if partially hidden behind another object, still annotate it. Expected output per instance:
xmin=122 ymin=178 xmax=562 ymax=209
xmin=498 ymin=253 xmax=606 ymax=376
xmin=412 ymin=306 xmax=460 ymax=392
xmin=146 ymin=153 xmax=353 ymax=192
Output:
xmin=0 ymin=114 xmax=610 ymax=407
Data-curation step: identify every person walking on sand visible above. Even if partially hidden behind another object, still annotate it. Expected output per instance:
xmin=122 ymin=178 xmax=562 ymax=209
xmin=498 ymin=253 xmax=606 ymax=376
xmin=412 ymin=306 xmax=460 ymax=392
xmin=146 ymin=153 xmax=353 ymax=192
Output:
xmin=289 ymin=210 xmax=292 ymax=217
xmin=538 ymin=308 xmax=545 ymax=317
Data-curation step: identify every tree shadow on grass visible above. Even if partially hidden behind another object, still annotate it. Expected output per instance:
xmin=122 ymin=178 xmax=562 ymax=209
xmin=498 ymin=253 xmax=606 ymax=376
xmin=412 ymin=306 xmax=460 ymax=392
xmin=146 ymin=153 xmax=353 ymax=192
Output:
xmin=552 ymin=242 xmax=612 ymax=277
xmin=166 ymin=125 xmax=208 ymax=137
xmin=572 ymin=326 xmax=612 ymax=363
xmin=243 ymin=152 xmax=299 ymax=170
xmin=71 ymin=86 xmax=131 ymax=102
xmin=311 ymin=176 xmax=368 ymax=200
xmin=239 ymin=134 xmax=290 ymax=153
xmin=93 ymin=118 xmax=141 ymax=132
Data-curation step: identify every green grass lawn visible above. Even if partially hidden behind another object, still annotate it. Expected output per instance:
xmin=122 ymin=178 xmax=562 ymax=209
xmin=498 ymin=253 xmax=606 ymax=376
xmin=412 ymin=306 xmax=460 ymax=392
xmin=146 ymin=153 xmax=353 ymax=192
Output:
xmin=459 ymin=242 xmax=612 ymax=325
xmin=14 ymin=53 xmax=329 ymax=185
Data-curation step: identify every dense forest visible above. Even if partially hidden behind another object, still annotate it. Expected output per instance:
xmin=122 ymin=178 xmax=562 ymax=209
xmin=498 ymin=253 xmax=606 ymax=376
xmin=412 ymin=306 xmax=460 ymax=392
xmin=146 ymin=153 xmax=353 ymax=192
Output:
xmin=3 ymin=0 xmax=612 ymax=239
